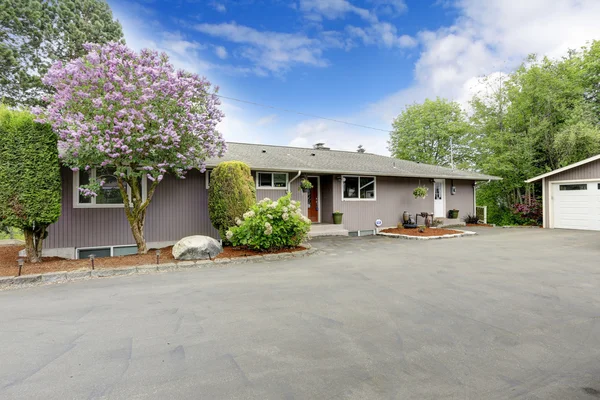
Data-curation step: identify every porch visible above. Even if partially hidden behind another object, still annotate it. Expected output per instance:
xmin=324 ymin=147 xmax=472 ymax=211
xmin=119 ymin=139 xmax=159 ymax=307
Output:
xmin=308 ymin=223 xmax=349 ymax=238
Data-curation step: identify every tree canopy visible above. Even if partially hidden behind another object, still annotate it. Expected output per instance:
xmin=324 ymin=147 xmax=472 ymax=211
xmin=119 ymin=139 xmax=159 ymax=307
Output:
xmin=35 ymin=42 xmax=226 ymax=253
xmin=0 ymin=0 xmax=124 ymax=106
xmin=390 ymin=40 xmax=600 ymax=225
xmin=389 ymin=98 xmax=473 ymax=168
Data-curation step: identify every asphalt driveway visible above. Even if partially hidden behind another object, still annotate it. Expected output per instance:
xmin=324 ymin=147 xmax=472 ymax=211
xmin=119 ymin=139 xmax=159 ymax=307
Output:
xmin=1 ymin=228 xmax=600 ymax=399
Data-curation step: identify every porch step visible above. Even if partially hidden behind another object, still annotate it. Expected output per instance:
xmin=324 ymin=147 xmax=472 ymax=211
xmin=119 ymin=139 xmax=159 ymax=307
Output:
xmin=439 ymin=218 xmax=466 ymax=228
xmin=309 ymin=223 xmax=349 ymax=237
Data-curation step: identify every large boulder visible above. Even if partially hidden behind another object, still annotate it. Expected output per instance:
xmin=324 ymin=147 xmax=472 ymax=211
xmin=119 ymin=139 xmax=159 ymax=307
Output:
xmin=172 ymin=235 xmax=223 ymax=260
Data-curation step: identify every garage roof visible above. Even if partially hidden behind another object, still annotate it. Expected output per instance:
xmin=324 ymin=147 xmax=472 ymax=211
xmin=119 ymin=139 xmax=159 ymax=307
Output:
xmin=205 ymin=142 xmax=501 ymax=181
xmin=525 ymin=154 xmax=600 ymax=183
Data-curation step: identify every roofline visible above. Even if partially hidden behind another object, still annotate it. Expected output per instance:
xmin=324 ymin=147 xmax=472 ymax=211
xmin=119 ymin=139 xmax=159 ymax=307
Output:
xmin=525 ymin=153 xmax=600 ymax=182
xmin=225 ymin=141 xmax=381 ymax=156
xmin=203 ymin=162 xmax=499 ymax=181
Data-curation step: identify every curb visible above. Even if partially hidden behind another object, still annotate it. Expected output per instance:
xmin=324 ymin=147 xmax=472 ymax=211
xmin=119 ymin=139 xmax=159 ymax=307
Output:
xmin=377 ymin=229 xmax=477 ymax=240
xmin=0 ymin=246 xmax=318 ymax=291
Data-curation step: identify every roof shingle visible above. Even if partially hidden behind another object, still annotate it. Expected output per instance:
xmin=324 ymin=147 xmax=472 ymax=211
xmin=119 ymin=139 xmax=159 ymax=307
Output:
xmin=205 ymin=142 xmax=500 ymax=181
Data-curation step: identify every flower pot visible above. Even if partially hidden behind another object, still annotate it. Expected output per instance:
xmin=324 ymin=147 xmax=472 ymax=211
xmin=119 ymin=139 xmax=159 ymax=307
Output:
xmin=448 ymin=210 xmax=459 ymax=219
xmin=332 ymin=213 xmax=343 ymax=224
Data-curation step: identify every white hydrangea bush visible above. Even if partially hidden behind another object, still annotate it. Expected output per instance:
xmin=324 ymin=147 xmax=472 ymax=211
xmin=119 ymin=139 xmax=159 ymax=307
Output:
xmin=227 ymin=193 xmax=311 ymax=250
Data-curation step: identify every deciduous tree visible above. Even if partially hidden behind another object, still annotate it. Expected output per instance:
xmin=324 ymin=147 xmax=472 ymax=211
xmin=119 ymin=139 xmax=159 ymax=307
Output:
xmin=35 ymin=42 xmax=226 ymax=253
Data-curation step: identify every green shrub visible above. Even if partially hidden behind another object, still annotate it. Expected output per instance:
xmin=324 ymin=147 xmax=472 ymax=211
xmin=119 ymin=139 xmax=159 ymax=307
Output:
xmin=227 ymin=193 xmax=311 ymax=251
xmin=208 ymin=161 xmax=256 ymax=240
xmin=0 ymin=106 xmax=61 ymax=262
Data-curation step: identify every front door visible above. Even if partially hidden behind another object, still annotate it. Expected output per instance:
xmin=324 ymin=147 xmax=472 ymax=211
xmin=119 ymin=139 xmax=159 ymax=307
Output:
xmin=307 ymin=177 xmax=319 ymax=223
xmin=434 ymin=179 xmax=445 ymax=218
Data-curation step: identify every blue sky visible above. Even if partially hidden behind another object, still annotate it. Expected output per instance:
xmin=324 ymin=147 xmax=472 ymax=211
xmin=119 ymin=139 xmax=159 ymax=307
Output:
xmin=108 ymin=0 xmax=600 ymax=155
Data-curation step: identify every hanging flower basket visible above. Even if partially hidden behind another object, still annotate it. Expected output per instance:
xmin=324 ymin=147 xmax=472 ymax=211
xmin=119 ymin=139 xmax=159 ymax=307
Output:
xmin=299 ymin=178 xmax=313 ymax=193
xmin=413 ymin=186 xmax=428 ymax=199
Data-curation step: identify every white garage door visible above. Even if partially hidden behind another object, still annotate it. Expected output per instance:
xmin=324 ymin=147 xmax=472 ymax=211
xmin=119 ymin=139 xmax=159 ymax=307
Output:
xmin=552 ymin=182 xmax=600 ymax=230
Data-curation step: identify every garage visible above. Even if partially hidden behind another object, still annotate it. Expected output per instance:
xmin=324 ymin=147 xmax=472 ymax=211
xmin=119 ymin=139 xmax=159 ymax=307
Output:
xmin=551 ymin=181 xmax=600 ymax=230
xmin=526 ymin=154 xmax=600 ymax=230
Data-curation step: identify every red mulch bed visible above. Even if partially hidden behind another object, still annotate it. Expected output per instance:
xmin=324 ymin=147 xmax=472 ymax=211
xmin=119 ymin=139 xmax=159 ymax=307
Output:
xmin=381 ymin=227 xmax=463 ymax=236
xmin=0 ymin=244 xmax=306 ymax=277
xmin=466 ymin=223 xmax=494 ymax=227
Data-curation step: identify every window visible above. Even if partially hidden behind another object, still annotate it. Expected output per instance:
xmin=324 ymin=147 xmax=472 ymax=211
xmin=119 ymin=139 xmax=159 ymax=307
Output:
xmin=77 ymin=245 xmax=137 ymax=259
xmin=342 ymin=176 xmax=376 ymax=200
xmin=256 ymin=172 xmax=288 ymax=189
xmin=74 ymin=167 xmax=146 ymax=208
xmin=559 ymin=184 xmax=587 ymax=191
xmin=205 ymin=169 xmax=212 ymax=189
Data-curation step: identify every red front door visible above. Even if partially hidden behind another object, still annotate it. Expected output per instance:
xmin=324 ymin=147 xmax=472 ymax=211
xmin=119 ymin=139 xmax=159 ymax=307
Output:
xmin=307 ymin=177 xmax=319 ymax=222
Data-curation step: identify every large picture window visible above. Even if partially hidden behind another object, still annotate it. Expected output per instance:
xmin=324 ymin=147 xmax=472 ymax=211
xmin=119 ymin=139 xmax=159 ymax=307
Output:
xmin=256 ymin=172 xmax=288 ymax=189
xmin=74 ymin=167 xmax=146 ymax=208
xmin=342 ymin=176 xmax=376 ymax=200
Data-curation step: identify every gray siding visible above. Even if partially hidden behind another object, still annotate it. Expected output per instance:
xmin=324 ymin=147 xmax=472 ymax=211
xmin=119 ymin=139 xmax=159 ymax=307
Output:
xmin=146 ymin=170 xmax=217 ymax=242
xmin=46 ymin=168 xmax=307 ymax=250
xmin=543 ymin=158 xmax=600 ymax=227
xmin=446 ymin=180 xmax=475 ymax=217
xmin=331 ymin=176 xmax=474 ymax=232
xmin=45 ymin=167 xmax=135 ymax=249
xmin=255 ymin=175 xmax=307 ymax=216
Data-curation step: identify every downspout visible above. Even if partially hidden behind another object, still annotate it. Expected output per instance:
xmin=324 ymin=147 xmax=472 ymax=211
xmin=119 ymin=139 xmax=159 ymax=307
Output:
xmin=288 ymin=170 xmax=302 ymax=193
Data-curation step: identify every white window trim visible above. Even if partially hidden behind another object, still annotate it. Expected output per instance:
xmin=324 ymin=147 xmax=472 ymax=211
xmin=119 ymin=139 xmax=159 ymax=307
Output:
xmin=76 ymin=244 xmax=137 ymax=259
xmin=256 ymin=171 xmax=289 ymax=190
xmin=73 ymin=168 xmax=147 ymax=209
xmin=341 ymin=175 xmax=377 ymax=201
xmin=205 ymin=169 xmax=212 ymax=189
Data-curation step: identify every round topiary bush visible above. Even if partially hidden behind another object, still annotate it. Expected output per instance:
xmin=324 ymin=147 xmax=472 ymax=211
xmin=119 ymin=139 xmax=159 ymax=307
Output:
xmin=208 ymin=161 xmax=256 ymax=240
xmin=227 ymin=194 xmax=311 ymax=251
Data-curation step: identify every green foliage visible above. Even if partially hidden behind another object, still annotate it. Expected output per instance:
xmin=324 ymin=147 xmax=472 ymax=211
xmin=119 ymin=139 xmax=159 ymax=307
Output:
xmin=389 ymin=98 xmax=473 ymax=168
xmin=463 ymin=213 xmax=479 ymax=224
xmin=0 ymin=106 xmax=61 ymax=260
xmin=0 ymin=0 xmax=124 ymax=106
xmin=208 ymin=161 xmax=256 ymax=240
xmin=412 ymin=186 xmax=428 ymax=199
xmin=227 ymin=194 xmax=311 ymax=251
xmin=299 ymin=178 xmax=313 ymax=191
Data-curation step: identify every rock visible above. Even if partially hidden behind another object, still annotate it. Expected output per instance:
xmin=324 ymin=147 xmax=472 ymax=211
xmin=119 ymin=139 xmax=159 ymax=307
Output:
xmin=172 ymin=235 xmax=223 ymax=260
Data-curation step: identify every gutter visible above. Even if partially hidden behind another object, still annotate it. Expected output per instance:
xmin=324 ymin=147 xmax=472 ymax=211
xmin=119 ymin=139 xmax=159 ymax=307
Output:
xmin=288 ymin=170 xmax=302 ymax=193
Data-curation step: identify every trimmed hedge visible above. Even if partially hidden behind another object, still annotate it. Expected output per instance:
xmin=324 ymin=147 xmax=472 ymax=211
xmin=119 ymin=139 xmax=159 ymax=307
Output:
xmin=208 ymin=161 xmax=256 ymax=240
xmin=0 ymin=106 xmax=61 ymax=261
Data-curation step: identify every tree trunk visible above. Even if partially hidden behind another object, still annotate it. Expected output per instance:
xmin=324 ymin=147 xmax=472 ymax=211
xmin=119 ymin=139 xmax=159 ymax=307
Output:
xmin=130 ymin=218 xmax=147 ymax=254
xmin=23 ymin=226 xmax=45 ymax=263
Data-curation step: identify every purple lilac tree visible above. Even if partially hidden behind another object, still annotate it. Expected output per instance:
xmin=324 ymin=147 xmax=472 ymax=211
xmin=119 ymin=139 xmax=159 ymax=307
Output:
xmin=35 ymin=42 xmax=226 ymax=253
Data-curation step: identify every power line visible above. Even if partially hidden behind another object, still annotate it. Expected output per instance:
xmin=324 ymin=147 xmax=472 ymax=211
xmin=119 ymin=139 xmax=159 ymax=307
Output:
xmin=215 ymin=94 xmax=392 ymax=133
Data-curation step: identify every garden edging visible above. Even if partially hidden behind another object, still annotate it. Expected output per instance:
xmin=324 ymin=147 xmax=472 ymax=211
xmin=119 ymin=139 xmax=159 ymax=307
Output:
xmin=0 ymin=246 xmax=318 ymax=291
xmin=377 ymin=228 xmax=477 ymax=240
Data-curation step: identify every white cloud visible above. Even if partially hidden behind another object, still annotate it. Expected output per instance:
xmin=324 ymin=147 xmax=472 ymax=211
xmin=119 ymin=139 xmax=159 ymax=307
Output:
xmin=299 ymin=0 xmax=416 ymax=49
xmin=210 ymin=1 xmax=227 ymax=13
xmin=287 ymin=119 xmax=389 ymax=155
xmin=195 ymin=22 xmax=335 ymax=73
xmin=366 ymin=0 xmax=600 ymax=122
xmin=214 ymin=45 xmax=228 ymax=59
xmin=257 ymin=114 xmax=278 ymax=126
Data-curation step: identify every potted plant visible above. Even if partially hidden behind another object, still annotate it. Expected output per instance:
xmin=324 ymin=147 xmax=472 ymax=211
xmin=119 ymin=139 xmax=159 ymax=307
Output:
xmin=448 ymin=209 xmax=459 ymax=219
xmin=413 ymin=186 xmax=428 ymax=199
xmin=332 ymin=211 xmax=343 ymax=224
xmin=299 ymin=178 xmax=313 ymax=193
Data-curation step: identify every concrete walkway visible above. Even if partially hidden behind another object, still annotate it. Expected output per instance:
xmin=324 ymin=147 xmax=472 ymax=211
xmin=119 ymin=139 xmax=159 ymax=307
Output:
xmin=1 ymin=228 xmax=600 ymax=399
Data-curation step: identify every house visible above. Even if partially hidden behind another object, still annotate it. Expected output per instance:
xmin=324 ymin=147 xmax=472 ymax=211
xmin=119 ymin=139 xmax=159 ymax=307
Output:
xmin=44 ymin=142 xmax=499 ymax=259
xmin=526 ymin=154 xmax=600 ymax=231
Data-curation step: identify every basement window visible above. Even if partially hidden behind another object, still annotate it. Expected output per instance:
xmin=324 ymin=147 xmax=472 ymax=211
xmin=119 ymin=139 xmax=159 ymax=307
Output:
xmin=256 ymin=172 xmax=288 ymax=189
xmin=77 ymin=245 xmax=137 ymax=259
